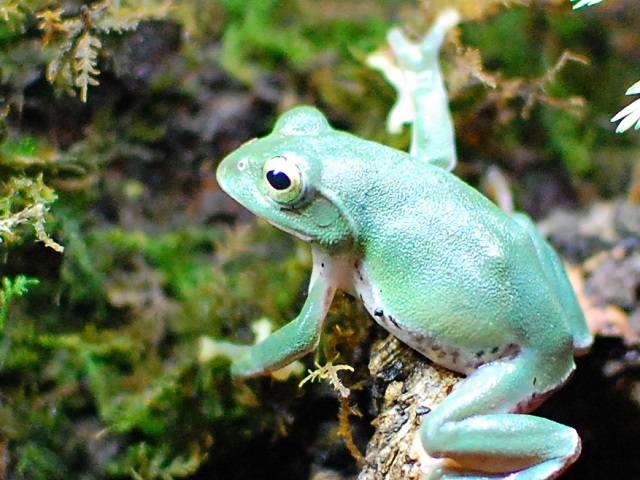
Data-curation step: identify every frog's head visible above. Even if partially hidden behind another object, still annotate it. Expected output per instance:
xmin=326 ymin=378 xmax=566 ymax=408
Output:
xmin=216 ymin=106 xmax=355 ymax=251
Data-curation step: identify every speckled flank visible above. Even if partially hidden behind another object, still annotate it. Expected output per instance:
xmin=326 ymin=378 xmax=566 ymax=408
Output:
xmin=352 ymin=259 xmax=520 ymax=375
xmin=310 ymin=247 xmax=354 ymax=294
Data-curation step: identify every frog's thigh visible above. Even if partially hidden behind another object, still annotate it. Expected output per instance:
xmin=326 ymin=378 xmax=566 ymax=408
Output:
xmin=420 ymin=353 xmax=580 ymax=479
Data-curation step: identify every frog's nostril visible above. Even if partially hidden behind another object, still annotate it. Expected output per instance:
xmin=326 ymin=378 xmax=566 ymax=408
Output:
xmin=237 ymin=158 xmax=248 ymax=171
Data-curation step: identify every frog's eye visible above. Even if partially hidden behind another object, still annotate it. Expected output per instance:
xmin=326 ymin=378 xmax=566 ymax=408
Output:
xmin=263 ymin=156 xmax=305 ymax=204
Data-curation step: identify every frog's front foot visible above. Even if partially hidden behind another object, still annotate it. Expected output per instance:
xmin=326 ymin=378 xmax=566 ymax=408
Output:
xmin=417 ymin=351 xmax=581 ymax=480
xmin=228 ymin=349 xmax=256 ymax=377
xmin=367 ymin=10 xmax=459 ymax=170
xmin=199 ymin=337 xmax=255 ymax=376
xmin=368 ymin=11 xmax=459 ymax=136
xmin=386 ymin=9 xmax=459 ymax=75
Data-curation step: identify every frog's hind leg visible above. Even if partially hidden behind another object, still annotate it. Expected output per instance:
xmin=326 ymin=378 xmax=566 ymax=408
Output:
xmin=419 ymin=351 xmax=580 ymax=480
xmin=510 ymin=212 xmax=593 ymax=355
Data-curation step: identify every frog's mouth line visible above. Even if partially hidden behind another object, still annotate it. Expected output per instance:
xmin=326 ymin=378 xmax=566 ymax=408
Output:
xmin=231 ymin=196 xmax=314 ymax=243
xmin=263 ymin=217 xmax=313 ymax=243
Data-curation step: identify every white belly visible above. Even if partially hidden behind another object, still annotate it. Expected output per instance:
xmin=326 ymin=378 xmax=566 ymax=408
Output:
xmin=350 ymin=259 xmax=515 ymax=375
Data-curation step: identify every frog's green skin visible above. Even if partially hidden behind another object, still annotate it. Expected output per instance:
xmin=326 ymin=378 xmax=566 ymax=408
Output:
xmin=215 ymin=11 xmax=592 ymax=480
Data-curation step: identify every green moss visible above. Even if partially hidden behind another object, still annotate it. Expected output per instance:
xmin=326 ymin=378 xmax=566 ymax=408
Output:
xmin=0 ymin=275 xmax=38 ymax=336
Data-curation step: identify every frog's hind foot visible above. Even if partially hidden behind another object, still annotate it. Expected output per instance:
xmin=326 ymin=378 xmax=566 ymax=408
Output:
xmin=418 ymin=352 xmax=581 ymax=480
xmin=424 ymin=452 xmax=581 ymax=480
xmin=421 ymin=431 xmax=580 ymax=480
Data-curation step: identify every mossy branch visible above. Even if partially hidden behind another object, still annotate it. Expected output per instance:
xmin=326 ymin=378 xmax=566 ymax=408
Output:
xmin=359 ymin=335 xmax=461 ymax=480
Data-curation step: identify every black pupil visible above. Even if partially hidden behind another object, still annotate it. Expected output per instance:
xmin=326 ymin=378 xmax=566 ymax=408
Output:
xmin=266 ymin=170 xmax=291 ymax=190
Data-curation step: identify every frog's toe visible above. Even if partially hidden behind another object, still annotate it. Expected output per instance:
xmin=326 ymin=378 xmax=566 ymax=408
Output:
xmin=426 ymin=456 xmax=577 ymax=480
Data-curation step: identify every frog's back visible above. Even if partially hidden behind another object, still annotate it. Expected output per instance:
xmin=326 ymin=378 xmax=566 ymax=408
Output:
xmin=335 ymin=150 xmax=580 ymax=359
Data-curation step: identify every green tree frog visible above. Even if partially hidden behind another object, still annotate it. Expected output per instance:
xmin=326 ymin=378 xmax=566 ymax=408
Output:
xmin=215 ymin=10 xmax=592 ymax=480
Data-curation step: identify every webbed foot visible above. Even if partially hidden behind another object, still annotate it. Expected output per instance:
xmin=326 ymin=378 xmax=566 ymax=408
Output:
xmin=418 ymin=352 xmax=581 ymax=480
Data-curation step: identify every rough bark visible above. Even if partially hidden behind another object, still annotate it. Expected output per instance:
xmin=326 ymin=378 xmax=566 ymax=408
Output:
xmin=359 ymin=335 xmax=462 ymax=480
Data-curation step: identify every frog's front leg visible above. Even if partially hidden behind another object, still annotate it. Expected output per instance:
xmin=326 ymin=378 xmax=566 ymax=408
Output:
xmin=230 ymin=249 xmax=341 ymax=377
xmin=368 ymin=10 xmax=459 ymax=171
xmin=419 ymin=350 xmax=580 ymax=480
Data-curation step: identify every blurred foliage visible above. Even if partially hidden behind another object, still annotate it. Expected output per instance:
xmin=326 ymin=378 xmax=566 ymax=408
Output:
xmin=0 ymin=275 xmax=38 ymax=335
xmin=0 ymin=0 xmax=640 ymax=478
xmin=1 ymin=0 xmax=172 ymax=101
xmin=570 ymin=0 xmax=640 ymax=133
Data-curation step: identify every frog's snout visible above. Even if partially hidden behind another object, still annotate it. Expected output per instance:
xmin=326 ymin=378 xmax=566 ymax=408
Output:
xmin=215 ymin=159 xmax=229 ymax=194
xmin=215 ymin=154 xmax=244 ymax=196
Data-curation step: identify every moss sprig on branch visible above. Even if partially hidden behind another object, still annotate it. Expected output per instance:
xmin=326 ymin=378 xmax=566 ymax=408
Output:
xmin=0 ymin=174 xmax=62 ymax=252
xmin=35 ymin=0 xmax=172 ymax=101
